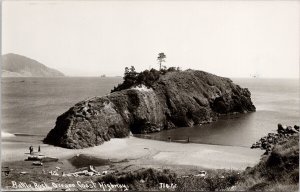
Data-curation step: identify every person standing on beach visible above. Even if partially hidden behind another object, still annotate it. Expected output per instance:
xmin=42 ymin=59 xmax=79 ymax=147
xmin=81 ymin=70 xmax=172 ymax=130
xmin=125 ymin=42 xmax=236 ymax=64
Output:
xmin=29 ymin=146 xmax=33 ymax=154
xmin=38 ymin=145 xmax=41 ymax=152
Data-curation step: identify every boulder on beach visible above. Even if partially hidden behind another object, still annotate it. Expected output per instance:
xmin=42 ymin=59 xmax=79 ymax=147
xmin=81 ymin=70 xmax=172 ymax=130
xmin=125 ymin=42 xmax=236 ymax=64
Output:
xmin=44 ymin=70 xmax=256 ymax=148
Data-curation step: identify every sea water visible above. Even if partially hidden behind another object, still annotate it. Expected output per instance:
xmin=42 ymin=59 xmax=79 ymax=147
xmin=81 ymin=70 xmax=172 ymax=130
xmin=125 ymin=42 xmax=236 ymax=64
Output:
xmin=1 ymin=77 xmax=299 ymax=147
xmin=148 ymin=78 xmax=299 ymax=146
xmin=1 ymin=77 xmax=122 ymax=145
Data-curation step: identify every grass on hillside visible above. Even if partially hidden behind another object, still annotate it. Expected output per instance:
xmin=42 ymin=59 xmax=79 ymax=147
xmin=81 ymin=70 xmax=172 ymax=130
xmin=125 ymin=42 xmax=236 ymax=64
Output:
xmin=235 ymin=135 xmax=299 ymax=191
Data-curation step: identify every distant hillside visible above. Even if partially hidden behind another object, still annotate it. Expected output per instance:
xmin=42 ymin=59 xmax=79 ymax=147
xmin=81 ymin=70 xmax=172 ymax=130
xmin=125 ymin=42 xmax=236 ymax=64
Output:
xmin=2 ymin=53 xmax=64 ymax=77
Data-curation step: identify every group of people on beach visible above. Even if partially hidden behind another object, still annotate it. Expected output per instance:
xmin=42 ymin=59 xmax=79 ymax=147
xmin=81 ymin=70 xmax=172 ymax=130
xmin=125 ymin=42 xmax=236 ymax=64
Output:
xmin=29 ymin=145 xmax=41 ymax=154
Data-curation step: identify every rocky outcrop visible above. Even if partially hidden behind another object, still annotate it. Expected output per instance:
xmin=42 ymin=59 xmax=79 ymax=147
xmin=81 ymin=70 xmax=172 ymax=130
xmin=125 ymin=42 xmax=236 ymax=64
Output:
xmin=251 ymin=124 xmax=299 ymax=154
xmin=242 ymin=127 xmax=299 ymax=191
xmin=44 ymin=70 xmax=256 ymax=148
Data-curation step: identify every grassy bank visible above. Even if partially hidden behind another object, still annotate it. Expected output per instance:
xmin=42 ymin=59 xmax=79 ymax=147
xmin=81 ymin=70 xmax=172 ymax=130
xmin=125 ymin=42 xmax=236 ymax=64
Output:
xmin=235 ymin=134 xmax=299 ymax=191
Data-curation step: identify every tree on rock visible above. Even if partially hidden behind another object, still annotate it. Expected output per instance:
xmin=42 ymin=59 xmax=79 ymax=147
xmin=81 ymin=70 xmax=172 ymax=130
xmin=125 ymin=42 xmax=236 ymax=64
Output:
xmin=157 ymin=52 xmax=166 ymax=71
xmin=124 ymin=66 xmax=137 ymax=83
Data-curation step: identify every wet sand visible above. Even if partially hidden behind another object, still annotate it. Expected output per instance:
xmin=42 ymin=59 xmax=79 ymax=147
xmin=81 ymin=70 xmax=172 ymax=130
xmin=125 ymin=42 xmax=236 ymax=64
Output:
xmin=2 ymin=136 xmax=263 ymax=170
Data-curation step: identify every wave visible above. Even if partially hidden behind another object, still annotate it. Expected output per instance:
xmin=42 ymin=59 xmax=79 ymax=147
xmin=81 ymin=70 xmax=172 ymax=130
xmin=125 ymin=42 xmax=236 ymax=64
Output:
xmin=13 ymin=133 xmax=45 ymax=137
xmin=1 ymin=131 xmax=45 ymax=138
xmin=1 ymin=131 xmax=16 ymax=138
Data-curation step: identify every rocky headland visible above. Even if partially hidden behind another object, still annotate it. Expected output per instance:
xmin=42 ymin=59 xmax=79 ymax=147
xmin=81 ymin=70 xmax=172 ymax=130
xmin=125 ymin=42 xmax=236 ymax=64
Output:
xmin=44 ymin=69 xmax=255 ymax=148
xmin=2 ymin=53 xmax=64 ymax=77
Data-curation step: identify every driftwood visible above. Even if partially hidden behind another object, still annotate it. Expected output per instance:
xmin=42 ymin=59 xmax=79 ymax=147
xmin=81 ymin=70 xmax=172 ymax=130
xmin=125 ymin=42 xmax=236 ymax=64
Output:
xmin=32 ymin=161 xmax=43 ymax=166
xmin=26 ymin=154 xmax=58 ymax=162
xmin=62 ymin=165 xmax=106 ymax=177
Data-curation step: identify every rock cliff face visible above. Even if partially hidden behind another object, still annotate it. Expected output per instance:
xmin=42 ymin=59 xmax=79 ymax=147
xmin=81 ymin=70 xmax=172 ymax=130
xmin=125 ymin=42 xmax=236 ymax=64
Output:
xmin=44 ymin=70 xmax=255 ymax=148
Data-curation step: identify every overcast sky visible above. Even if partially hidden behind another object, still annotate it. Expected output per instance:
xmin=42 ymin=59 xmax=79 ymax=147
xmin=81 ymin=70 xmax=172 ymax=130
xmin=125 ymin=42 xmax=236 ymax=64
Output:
xmin=2 ymin=0 xmax=299 ymax=78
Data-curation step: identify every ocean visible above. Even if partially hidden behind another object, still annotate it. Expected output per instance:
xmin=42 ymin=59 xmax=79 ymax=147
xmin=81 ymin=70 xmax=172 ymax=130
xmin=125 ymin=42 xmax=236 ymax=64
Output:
xmin=146 ymin=78 xmax=299 ymax=147
xmin=1 ymin=77 xmax=299 ymax=148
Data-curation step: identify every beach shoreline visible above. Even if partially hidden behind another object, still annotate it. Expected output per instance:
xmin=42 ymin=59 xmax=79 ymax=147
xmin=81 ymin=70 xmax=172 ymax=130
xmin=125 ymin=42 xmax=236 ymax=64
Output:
xmin=2 ymin=136 xmax=263 ymax=170
xmin=1 ymin=136 xmax=264 ymax=191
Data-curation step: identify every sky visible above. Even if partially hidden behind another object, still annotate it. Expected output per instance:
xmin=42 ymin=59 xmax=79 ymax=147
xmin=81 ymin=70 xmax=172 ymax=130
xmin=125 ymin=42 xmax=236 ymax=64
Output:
xmin=2 ymin=0 xmax=300 ymax=78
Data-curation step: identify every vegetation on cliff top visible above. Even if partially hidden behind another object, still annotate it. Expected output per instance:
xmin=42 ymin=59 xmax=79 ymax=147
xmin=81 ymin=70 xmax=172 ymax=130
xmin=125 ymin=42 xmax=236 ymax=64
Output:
xmin=112 ymin=52 xmax=173 ymax=92
xmin=111 ymin=66 xmax=181 ymax=93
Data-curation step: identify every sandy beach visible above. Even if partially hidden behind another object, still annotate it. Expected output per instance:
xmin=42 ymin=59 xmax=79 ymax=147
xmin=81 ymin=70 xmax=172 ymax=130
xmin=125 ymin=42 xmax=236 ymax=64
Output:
xmin=2 ymin=136 xmax=263 ymax=170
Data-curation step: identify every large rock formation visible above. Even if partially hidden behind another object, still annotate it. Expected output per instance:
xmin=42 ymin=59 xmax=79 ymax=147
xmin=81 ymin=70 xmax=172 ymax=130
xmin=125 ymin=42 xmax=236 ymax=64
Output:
xmin=2 ymin=53 xmax=64 ymax=77
xmin=44 ymin=70 xmax=255 ymax=148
